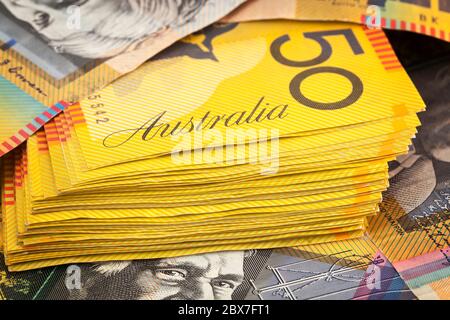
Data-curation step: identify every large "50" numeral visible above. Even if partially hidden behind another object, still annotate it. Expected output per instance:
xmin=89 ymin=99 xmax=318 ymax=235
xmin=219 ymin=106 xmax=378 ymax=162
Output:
xmin=270 ymin=29 xmax=365 ymax=110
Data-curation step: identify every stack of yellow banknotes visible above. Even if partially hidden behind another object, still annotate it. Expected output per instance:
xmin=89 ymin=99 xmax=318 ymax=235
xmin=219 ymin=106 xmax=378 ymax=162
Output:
xmin=0 ymin=21 xmax=425 ymax=271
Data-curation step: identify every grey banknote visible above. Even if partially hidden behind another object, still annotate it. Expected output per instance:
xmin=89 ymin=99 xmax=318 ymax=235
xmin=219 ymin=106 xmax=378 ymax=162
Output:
xmin=0 ymin=244 xmax=416 ymax=300
xmin=361 ymin=30 xmax=450 ymax=299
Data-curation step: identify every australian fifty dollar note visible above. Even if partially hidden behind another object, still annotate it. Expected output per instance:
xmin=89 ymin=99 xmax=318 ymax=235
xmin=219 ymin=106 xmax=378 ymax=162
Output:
xmin=0 ymin=0 xmax=246 ymax=156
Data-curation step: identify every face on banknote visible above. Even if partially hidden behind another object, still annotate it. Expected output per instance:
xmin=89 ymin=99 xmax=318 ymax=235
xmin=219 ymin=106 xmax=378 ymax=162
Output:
xmin=1 ymin=0 xmax=209 ymax=60
xmin=387 ymin=79 xmax=450 ymax=232
xmin=0 ymin=239 xmax=416 ymax=300
xmin=373 ymin=57 xmax=450 ymax=247
xmin=0 ymin=0 xmax=245 ymax=104
xmin=63 ymin=251 xmax=247 ymax=300
xmin=0 ymin=2 xmax=448 ymax=302
xmin=367 ymin=52 xmax=450 ymax=299
xmin=0 ymin=0 xmax=246 ymax=156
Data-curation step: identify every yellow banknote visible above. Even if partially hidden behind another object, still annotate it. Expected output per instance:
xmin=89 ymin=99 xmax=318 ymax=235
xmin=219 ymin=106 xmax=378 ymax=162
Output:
xmin=0 ymin=1 xmax=246 ymax=106
xmin=224 ymin=0 xmax=450 ymax=42
xmin=0 ymin=20 xmax=424 ymax=272
xmin=1 ymin=156 xmax=366 ymax=270
xmin=0 ymin=1 xmax=247 ymax=157
xmin=68 ymin=21 xmax=423 ymax=169
xmin=365 ymin=49 xmax=450 ymax=300
xmin=56 ymin=107 xmax=419 ymax=181
xmin=7 ymin=229 xmax=365 ymax=272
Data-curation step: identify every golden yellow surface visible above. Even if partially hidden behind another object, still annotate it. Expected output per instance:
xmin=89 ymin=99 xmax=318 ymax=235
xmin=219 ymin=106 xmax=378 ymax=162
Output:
xmin=0 ymin=21 xmax=424 ymax=271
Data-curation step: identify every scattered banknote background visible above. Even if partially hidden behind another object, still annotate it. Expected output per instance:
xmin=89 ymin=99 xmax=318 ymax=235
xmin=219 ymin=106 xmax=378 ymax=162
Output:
xmin=224 ymin=0 xmax=450 ymax=43
xmin=0 ymin=0 xmax=246 ymax=154
xmin=0 ymin=1 xmax=449 ymax=300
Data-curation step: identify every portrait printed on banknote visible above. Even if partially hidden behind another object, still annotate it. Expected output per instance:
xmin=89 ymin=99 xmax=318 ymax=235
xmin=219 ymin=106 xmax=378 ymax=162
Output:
xmin=0 ymin=0 xmax=209 ymax=79
xmin=387 ymin=62 xmax=450 ymax=232
xmin=50 ymin=251 xmax=252 ymax=300
xmin=0 ymin=243 xmax=416 ymax=300
xmin=38 ymin=247 xmax=416 ymax=300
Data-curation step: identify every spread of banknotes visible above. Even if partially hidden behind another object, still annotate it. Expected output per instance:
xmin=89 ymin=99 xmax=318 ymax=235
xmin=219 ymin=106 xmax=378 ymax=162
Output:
xmin=224 ymin=0 xmax=450 ymax=42
xmin=0 ymin=0 xmax=449 ymax=301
